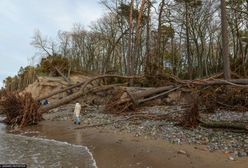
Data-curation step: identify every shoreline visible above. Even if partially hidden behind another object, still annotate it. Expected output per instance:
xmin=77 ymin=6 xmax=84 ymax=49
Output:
xmin=19 ymin=119 xmax=248 ymax=168
xmin=2 ymin=104 xmax=248 ymax=167
xmin=0 ymin=122 xmax=97 ymax=168
xmin=44 ymin=104 xmax=248 ymax=154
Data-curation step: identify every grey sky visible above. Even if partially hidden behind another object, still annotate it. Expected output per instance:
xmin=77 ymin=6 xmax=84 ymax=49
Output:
xmin=0 ymin=0 xmax=104 ymax=87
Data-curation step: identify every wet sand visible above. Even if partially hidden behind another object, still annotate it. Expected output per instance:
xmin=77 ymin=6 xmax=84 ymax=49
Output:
xmin=22 ymin=120 xmax=248 ymax=168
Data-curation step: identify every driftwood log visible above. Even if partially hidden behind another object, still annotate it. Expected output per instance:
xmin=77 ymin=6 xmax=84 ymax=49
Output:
xmin=178 ymin=79 xmax=248 ymax=87
xmin=199 ymin=120 xmax=248 ymax=131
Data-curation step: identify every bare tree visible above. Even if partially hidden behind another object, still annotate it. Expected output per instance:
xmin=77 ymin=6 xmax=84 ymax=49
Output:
xmin=31 ymin=30 xmax=53 ymax=56
xmin=221 ymin=0 xmax=231 ymax=79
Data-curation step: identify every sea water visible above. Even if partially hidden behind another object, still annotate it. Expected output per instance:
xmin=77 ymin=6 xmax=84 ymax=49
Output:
xmin=0 ymin=123 xmax=97 ymax=168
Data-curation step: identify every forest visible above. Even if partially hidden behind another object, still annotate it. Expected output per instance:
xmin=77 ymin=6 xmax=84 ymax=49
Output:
xmin=2 ymin=0 xmax=248 ymax=91
xmin=1 ymin=1 xmax=248 ymax=167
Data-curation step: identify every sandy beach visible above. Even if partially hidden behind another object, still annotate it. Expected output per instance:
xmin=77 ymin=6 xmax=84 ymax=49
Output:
xmin=18 ymin=119 xmax=248 ymax=168
xmin=1 ymin=0 xmax=248 ymax=167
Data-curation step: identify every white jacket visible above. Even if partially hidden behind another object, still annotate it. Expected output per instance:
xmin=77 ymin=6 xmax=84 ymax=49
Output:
xmin=74 ymin=103 xmax=81 ymax=117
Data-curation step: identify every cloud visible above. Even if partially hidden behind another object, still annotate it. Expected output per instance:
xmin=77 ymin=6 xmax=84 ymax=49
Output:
xmin=0 ymin=0 xmax=104 ymax=86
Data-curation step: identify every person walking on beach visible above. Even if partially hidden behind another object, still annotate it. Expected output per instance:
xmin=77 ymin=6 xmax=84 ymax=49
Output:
xmin=74 ymin=102 xmax=81 ymax=125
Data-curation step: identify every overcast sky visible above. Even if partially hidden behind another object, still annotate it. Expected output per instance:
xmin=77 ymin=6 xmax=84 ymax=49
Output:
xmin=0 ymin=0 xmax=104 ymax=87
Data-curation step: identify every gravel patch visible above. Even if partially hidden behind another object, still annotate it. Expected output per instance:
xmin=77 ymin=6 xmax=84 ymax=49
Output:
xmin=48 ymin=104 xmax=248 ymax=159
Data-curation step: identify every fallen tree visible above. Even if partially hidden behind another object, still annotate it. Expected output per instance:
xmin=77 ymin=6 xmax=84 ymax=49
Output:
xmin=38 ymin=75 xmax=142 ymax=114
xmin=0 ymin=91 xmax=42 ymax=127
xmin=177 ymin=78 xmax=248 ymax=87
xmin=0 ymin=75 xmax=142 ymax=127
xmin=38 ymin=76 xmax=248 ymax=115
xmin=36 ymin=80 xmax=86 ymax=101
xmin=199 ymin=120 xmax=248 ymax=131
xmin=105 ymin=85 xmax=181 ymax=113
xmin=2 ymin=73 xmax=248 ymax=129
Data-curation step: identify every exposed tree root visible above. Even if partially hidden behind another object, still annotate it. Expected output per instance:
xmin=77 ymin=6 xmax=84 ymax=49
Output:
xmin=2 ymin=74 xmax=248 ymax=131
xmin=180 ymin=99 xmax=200 ymax=128
xmin=0 ymin=91 xmax=42 ymax=127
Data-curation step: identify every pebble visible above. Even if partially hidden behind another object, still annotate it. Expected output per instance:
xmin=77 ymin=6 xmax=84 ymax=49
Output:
xmin=177 ymin=150 xmax=187 ymax=155
xmin=228 ymin=156 xmax=235 ymax=161
xmin=238 ymin=151 xmax=247 ymax=157
xmin=49 ymin=104 xmax=248 ymax=158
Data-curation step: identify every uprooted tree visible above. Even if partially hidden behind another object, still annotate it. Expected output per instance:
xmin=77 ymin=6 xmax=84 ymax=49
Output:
xmin=0 ymin=91 xmax=42 ymax=128
xmin=1 ymin=74 xmax=248 ymax=132
xmin=0 ymin=75 xmax=142 ymax=127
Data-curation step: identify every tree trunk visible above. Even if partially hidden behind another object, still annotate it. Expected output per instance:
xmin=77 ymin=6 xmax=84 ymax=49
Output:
xmin=157 ymin=0 xmax=166 ymax=73
xmin=221 ymin=0 xmax=231 ymax=79
xmin=144 ymin=0 xmax=151 ymax=76
xmin=38 ymin=75 xmax=142 ymax=113
xmin=135 ymin=0 xmax=146 ymax=74
xmin=185 ymin=3 xmax=193 ymax=79
xmin=36 ymin=80 xmax=86 ymax=102
xmin=128 ymin=0 xmax=134 ymax=77
xmin=38 ymin=89 xmax=86 ymax=114
xmin=199 ymin=120 xmax=248 ymax=131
